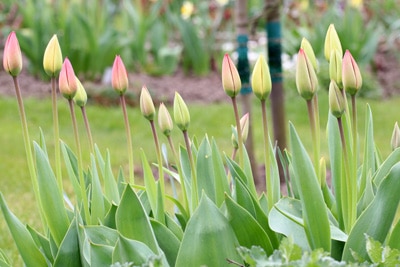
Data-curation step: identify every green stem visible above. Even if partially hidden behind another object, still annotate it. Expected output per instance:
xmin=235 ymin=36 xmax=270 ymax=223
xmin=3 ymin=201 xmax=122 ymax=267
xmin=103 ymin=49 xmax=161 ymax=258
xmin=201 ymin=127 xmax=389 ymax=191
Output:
xmin=338 ymin=117 xmax=355 ymax=233
xmin=351 ymin=95 xmax=358 ymax=167
xmin=261 ymin=99 xmax=272 ymax=210
xmin=68 ymin=99 xmax=89 ymax=223
xmin=307 ymin=99 xmax=320 ymax=184
xmin=81 ymin=106 xmax=94 ymax=153
xmin=120 ymin=95 xmax=134 ymax=184
xmin=183 ymin=130 xmax=198 ymax=211
xmin=51 ymin=76 xmax=63 ymax=192
xmin=231 ymin=96 xmax=243 ymax=167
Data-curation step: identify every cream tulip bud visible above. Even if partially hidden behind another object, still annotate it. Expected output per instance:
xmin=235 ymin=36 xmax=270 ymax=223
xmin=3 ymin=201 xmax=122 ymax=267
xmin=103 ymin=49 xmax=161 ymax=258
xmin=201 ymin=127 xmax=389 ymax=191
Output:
xmin=158 ymin=103 xmax=173 ymax=137
xmin=173 ymin=92 xmax=190 ymax=131
xmin=296 ymin=48 xmax=318 ymax=100
xmin=329 ymin=50 xmax=342 ymax=86
xmin=329 ymin=80 xmax=345 ymax=118
xmin=43 ymin=35 xmax=63 ymax=77
xmin=231 ymin=113 xmax=249 ymax=149
xmin=140 ymin=86 xmax=155 ymax=121
xmin=301 ymin=38 xmax=318 ymax=72
xmin=251 ymin=55 xmax=271 ymax=101
xmin=73 ymin=77 xmax=87 ymax=107
xmin=324 ymin=24 xmax=342 ymax=62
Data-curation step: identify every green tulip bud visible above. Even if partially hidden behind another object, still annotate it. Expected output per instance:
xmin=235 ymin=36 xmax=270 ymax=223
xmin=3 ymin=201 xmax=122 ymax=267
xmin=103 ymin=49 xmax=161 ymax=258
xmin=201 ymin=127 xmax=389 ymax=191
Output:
xmin=73 ymin=77 xmax=87 ymax=107
xmin=140 ymin=86 xmax=155 ymax=121
xmin=391 ymin=122 xmax=400 ymax=151
xmin=158 ymin=103 xmax=173 ymax=137
xmin=173 ymin=92 xmax=190 ymax=131
xmin=324 ymin=24 xmax=342 ymax=62
xmin=251 ymin=55 xmax=271 ymax=100
xmin=329 ymin=50 xmax=342 ymax=86
xmin=329 ymin=80 xmax=345 ymax=118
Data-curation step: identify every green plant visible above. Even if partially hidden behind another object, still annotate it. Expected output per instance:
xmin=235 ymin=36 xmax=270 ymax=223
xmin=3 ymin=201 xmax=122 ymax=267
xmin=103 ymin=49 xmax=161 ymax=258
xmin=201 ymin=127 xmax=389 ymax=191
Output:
xmin=2 ymin=23 xmax=400 ymax=267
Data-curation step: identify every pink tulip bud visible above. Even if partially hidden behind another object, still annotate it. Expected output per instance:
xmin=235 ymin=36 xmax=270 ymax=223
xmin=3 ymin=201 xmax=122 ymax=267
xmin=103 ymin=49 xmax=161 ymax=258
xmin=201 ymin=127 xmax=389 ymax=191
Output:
xmin=342 ymin=50 xmax=362 ymax=96
xmin=112 ymin=55 xmax=128 ymax=95
xmin=221 ymin=54 xmax=241 ymax=97
xmin=3 ymin=31 xmax=23 ymax=76
xmin=59 ymin=58 xmax=78 ymax=100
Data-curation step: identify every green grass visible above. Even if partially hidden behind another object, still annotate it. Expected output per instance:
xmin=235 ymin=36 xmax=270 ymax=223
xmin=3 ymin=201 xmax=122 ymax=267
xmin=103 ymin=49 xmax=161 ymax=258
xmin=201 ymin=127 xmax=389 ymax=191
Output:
xmin=1 ymin=90 xmax=399 ymax=264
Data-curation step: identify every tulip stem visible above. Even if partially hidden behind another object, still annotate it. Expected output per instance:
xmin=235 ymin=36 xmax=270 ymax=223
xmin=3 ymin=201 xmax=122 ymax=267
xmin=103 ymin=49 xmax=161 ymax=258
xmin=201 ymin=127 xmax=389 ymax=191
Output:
xmin=231 ymin=96 xmax=244 ymax=167
xmin=351 ymin=95 xmax=358 ymax=168
xmin=51 ymin=76 xmax=63 ymax=192
xmin=80 ymin=106 xmax=94 ymax=154
xmin=68 ymin=99 xmax=90 ymax=223
xmin=307 ymin=98 xmax=320 ymax=184
xmin=261 ymin=99 xmax=272 ymax=210
xmin=183 ymin=130 xmax=198 ymax=211
xmin=120 ymin=95 xmax=134 ymax=184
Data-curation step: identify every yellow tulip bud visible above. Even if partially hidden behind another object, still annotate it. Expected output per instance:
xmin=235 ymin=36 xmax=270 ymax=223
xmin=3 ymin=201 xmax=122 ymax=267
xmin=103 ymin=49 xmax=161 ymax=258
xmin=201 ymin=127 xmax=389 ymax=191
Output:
xmin=329 ymin=80 xmax=345 ymax=118
xmin=3 ymin=31 xmax=22 ymax=77
xmin=221 ymin=54 xmax=241 ymax=97
xmin=43 ymin=35 xmax=63 ymax=77
xmin=324 ymin=24 xmax=342 ymax=62
xmin=158 ymin=103 xmax=173 ymax=137
xmin=140 ymin=86 xmax=155 ymax=121
xmin=173 ymin=92 xmax=190 ymax=131
xmin=342 ymin=50 xmax=362 ymax=96
xmin=73 ymin=77 xmax=87 ymax=107
xmin=251 ymin=55 xmax=271 ymax=100
xmin=296 ymin=48 xmax=318 ymax=100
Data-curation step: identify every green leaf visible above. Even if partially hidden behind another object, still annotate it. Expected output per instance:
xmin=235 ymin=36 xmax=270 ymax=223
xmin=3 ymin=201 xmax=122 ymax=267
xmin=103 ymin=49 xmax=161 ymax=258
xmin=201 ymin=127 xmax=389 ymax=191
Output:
xmin=0 ymin=193 xmax=47 ymax=266
xmin=27 ymin=225 xmax=53 ymax=263
xmin=225 ymin=156 xmax=256 ymax=198
xmin=373 ymin=147 xmax=400 ymax=187
xmin=175 ymin=194 xmax=242 ymax=267
xmin=34 ymin=142 xmax=70 ymax=247
xmin=90 ymin=155 xmax=105 ymax=224
xmin=196 ymin=136 xmax=216 ymax=202
xmin=112 ymin=235 xmax=159 ymax=265
xmin=225 ymin=194 xmax=274 ymax=254
xmin=388 ymin=220 xmax=400 ymax=250
xmin=90 ymin=243 xmax=113 ymax=266
xmin=61 ymin=141 xmax=81 ymax=201
xmin=343 ymin=163 xmax=400 ymax=261
xmin=365 ymin=235 xmax=383 ymax=264
xmin=104 ymin=150 xmax=120 ymax=204
xmin=116 ymin=185 xmax=159 ymax=253
xmin=211 ymin=139 xmax=230 ymax=207
xmin=151 ymin=219 xmax=180 ymax=266
xmin=53 ymin=219 xmax=81 ymax=266
xmin=289 ymin=123 xmax=331 ymax=251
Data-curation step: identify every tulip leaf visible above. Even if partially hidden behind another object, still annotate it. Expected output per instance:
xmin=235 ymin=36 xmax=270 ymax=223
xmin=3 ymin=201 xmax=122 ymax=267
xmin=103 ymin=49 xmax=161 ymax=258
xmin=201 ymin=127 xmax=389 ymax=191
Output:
xmin=196 ymin=136 xmax=216 ymax=202
xmin=90 ymin=154 xmax=105 ymax=224
xmin=211 ymin=138 xmax=230 ymax=206
xmin=34 ymin=142 xmax=70 ymax=247
xmin=112 ymin=235 xmax=159 ymax=265
xmin=343 ymin=162 xmax=400 ymax=261
xmin=289 ymin=123 xmax=331 ymax=252
xmin=116 ymin=185 xmax=159 ymax=254
xmin=53 ymin=219 xmax=81 ymax=266
xmin=26 ymin=225 xmax=53 ymax=263
xmin=90 ymin=243 xmax=113 ymax=266
xmin=60 ymin=141 xmax=81 ymax=201
xmin=0 ymin=193 xmax=47 ymax=266
xmin=103 ymin=150 xmax=119 ymax=204
xmin=151 ymin=219 xmax=180 ymax=266
xmin=175 ymin=194 xmax=242 ymax=267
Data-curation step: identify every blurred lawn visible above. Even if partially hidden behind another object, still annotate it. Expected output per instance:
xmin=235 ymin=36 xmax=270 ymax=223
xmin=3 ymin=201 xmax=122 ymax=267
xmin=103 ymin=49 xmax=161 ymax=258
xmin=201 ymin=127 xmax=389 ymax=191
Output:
xmin=1 ymin=89 xmax=399 ymax=264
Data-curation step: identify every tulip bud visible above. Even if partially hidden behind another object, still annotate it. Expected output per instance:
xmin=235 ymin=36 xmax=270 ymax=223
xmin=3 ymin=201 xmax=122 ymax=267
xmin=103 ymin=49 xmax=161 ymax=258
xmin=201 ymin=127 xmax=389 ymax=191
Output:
xmin=296 ymin=48 xmax=318 ymax=100
xmin=391 ymin=122 xmax=400 ymax=151
xmin=221 ymin=54 xmax=241 ymax=97
xmin=111 ymin=55 xmax=128 ymax=95
xmin=73 ymin=76 xmax=87 ymax=107
xmin=140 ymin=86 xmax=155 ymax=121
xmin=251 ymin=55 xmax=271 ymax=100
xmin=329 ymin=50 xmax=342 ymax=86
xmin=173 ymin=92 xmax=190 ymax=131
xmin=324 ymin=24 xmax=342 ymax=62
xmin=3 ymin=31 xmax=22 ymax=76
xmin=329 ymin=80 xmax=345 ymax=118
xmin=43 ymin=35 xmax=63 ymax=77
xmin=59 ymin=58 xmax=78 ymax=100
xmin=158 ymin=103 xmax=173 ymax=136
xmin=342 ymin=50 xmax=362 ymax=96
xmin=231 ymin=113 xmax=249 ymax=149
xmin=300 ymin=38 xmax=318 ymax=72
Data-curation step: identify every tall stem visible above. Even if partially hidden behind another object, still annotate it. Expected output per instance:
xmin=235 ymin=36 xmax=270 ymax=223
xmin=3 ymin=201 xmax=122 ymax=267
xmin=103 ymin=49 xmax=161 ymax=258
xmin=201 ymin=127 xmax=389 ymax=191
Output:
xmin=68 ymin=99 xmax=89 ymax=223
xmin=351 ymin=95 xmax=358 ymax=168
xmin=261 ymin=99 xmax=272 ymax=209
xmin=307 ymin=99 xmax=320 ymax=183
xmin=51 ymin=76 xmax=63 ymax=191
xmin=183 ymin=130 xmax=198 ymax=211
xmin=338 ymin=117 xmax=355 ymax=233
xmin=231 ymin=97 xmax=243 ymax=167
xmin=120 ymin=95 xmax=134 ymax=184
xmin=81 ymin=106 xmax=94 ymax=153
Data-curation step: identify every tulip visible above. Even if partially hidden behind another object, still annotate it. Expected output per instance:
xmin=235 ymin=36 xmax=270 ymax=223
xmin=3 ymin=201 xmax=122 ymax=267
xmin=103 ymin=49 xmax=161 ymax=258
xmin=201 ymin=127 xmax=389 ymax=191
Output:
xmin=232 ymin=113 xmax=249 ymax=149
xmin=43 ymin=35 xmax=63 ymax=77
xmin=158 ymin=103 xmax=173 ymax=137
xmin=59 ymin=58 xmax=78 ymax=100
xmin=342 ymin=50 xmax=362 ymax=96
xmin=181 ymin=1 xmax=194 ymax=19
xmin=329 ymin=50 xmax=342 ymax=86
xmin=329 ymin=80 xmax=345 ymax=118
xmin=140 ymin=86 xmax=155 ymax=121
xmin=221 ymin=54 xmax=241 ymax=97
xmin=73 ymin=77 xmax=87 ymax=107
xmin=3 ymin=31 xmax=22 ymax=76
xmin=251 ymin=55 xmax=271 ymax=101
xmin=301 ymin=38 xmax=318 ymax=72
xmin=391 ymin=122 xmax=400 ymax=151
xmin=324 ymin=24 xmax=342 ymax=62
xmin=111 ymin=55 xmax=128 ymax=95
xmin=296 ymin=48 xmax=318 ymax=100
xmin=173 ymin=92 xmax=190 ymax=131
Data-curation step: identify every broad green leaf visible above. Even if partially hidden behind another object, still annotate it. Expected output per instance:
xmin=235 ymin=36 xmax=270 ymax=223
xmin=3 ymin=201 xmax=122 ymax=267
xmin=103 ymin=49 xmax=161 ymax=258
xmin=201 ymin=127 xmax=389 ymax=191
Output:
xmin=225 ymin=194 xmax=274 ymax=254
xmin=151 ymin=219 xmax=180 ymax=266
xmin=116 ymin=185 xmax=159 ymax=253
xmin=60 ymin=141 xmax=81 ymax=201
xmin=233 ymin=177 xmax=256 ymax=218
xmin=211 ymin=138 xmax=230 ymax=206
xmin=0 ymin=193 xmax=47 ymax=266
xmin=196 ymin=136 xmax=216 ymax=202
xmin=27 ymin=225 xmax=53 ymax=263
xmin=225 ymin=156 xmax=256 ymax=197
xmin=103 ymin=203 xmax=117 ymax=229
xmin=268 ymin=140 xmax=281 ymax=210
xmin=83 ymin=225 xmax=119 ymax=246
xmin=289 ymin=123 xmax=331 ymax=252
xmin=34 ymin=142 xmax=70 ymax=246
xmin=388 ymin=220 xmax=400 ymax=250
xmin=94 ymin=144 xmax=105 ymax=177
xmin=175 ymin=194 xmax=242 ymax=266
xmin=373 ymin=147 xmax=400 ymax=187
xmin=90 ymin=155 xmax=105 ymax=224
xmin=343 ymin=163 xmax=400 ymax=261
xmin=112 ymin=235 xmax=159 ymax=265
xmin=164 ymin=214 xmax=184 ymax=241
xmin=53 ymin=219 xmax=81 ymax=266
xmin=90 ymin=243 xmax=113 ymax=266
